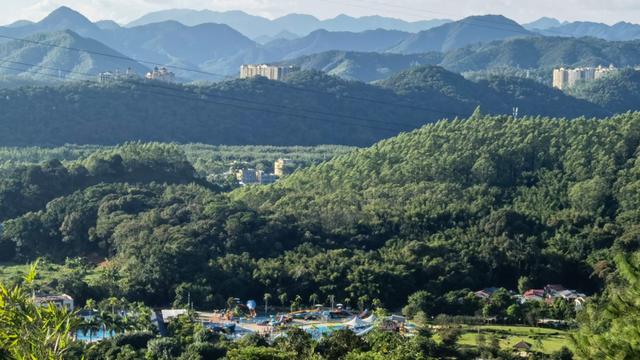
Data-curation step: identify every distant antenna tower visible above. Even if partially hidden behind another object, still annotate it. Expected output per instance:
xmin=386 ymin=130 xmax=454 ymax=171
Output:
xmin=512 ymin=107 xmax=519 ymax=119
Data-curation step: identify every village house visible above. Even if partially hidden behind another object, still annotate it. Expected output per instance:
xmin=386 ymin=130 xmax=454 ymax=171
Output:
xmin=33 ymin=293 xmax=74 ymax=311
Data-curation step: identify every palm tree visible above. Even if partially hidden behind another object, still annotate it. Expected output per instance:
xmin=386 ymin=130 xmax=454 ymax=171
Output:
xmin=84 ymin=298 xmax=96 ymax=311
xmin=263 ymin=293 xmax=272 ymax=315
xmin=278 ymin=293 xmax=288 ymax=310
xmin=107 ymin=297 xmax=119 ymax=315
xmin=309 ymin=293 xmax=320 ymax=307
xmin=292 ymin=295 xmax=303 ymax=312
xmin=131 ymin=302 xmax=153 ymax=331
xmin=81 ymin=316 xmax=101 ymax=343
xmin=227 ymin=297 xmax=237 ymax=311
xmin=327 ymin=295 xmax=335 ymax=311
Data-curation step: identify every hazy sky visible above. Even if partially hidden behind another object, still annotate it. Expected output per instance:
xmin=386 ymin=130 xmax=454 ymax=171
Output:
xmin=3 ymin=0 xmax=640 ymax=25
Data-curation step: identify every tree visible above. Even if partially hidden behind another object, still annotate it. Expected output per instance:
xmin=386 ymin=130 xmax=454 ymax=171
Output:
xmin=402 ymin=291 xmax=434 ymax=319
xmin=278 ymin=293 xmax=288 ymax=309
xmin=275 ymin=328 xmax=314 ymax=359
xmin=0 ymin=262 xmax=80 ymax=359
xmin=517 ymin=276 xmax=532 ymax=294
xmin=292 ymin=295 xmax=303 ymax=312
xmin=227 ymin=346 xmax=295 ymax=360
xmin=328 ymin=295 xmax=336 ymax=311
xmin=264 ymin=293 xmax=272 ymax=315
xmin=145 ymin=337 xmax=180 ymax=360
xmin=572 ymin=253 xmax=640 ymax=358
xmin=318 ymin=329 xmax=368 ymax=360
xmin=309 ymin=293 xmax=320 ymax=307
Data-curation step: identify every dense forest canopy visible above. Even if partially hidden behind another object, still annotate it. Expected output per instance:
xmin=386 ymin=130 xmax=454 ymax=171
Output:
xmin=1 ymin=113 xmax=639 ymax=313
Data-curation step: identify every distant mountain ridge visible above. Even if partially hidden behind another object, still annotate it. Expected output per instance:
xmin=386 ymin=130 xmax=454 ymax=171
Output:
xmin=538 ymin=21 xmax=640 ymax=41
xmin=6 ymin=7 xmax=640 ymax=83
xmin=282 ymin=36 xmax=640 ymax=83
xmin=523 ymin=17 xmax=566 ymax=30
xmin=126 ymin=9 xmax=451 ymax=38
xmin=281 ymin=51 xmax=443 ymax=82
xmin=390 ymin=15 xmax=533 ymax=53
xmin=0 ymin=30 xmax=148 ymax=80
xmin=0 ymin=8 xmax=541 ymax=79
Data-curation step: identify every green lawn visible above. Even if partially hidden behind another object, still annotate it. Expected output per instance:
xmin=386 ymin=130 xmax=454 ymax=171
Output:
xmin=0 ymin=261 xmax=100 ymax=289
xmin=457 ymin=325 xmax=573 ymax=354
xmin=0 ymin=262 xmax=64 ymax=285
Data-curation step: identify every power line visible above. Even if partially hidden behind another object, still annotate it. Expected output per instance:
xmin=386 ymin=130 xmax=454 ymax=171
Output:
xmin=0 ymin=63 xmax=414 ymax=134
xmin=0 ymin=59 xmax=435 ymax=129
xmin=0 ymin=33 xmax=228 ymax=79
xmin=0 ymin=31 xmax=475 ymax=118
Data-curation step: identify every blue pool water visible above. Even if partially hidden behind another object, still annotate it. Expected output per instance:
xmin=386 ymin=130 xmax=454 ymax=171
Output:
xmin=304 ymin=324 xmax=345 ymax=339
xmin=76 ymin=329 xmax=116 ymax=342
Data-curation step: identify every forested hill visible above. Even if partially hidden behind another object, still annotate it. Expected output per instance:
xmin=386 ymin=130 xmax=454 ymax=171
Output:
xmin=0 ymin=68 xmax=610 ymax=147
xmin=234 ymin=113 xmax=640 ymax=302
xmin=568 ymin=68 xmax=640 ymax=114
xmin=286 ymin=37 xmax=640 ymax=83
xmin=2 ymin=114 xmax=637 ymax=308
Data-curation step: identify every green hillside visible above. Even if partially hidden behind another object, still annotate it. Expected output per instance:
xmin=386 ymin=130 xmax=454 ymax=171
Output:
xmin=441 ymin=36 xmax=640 ymax=72
xmin=0 ymin=30 xmax=148 ymax=80
xmin=389 ymin=15 xmax=533 ymax=54
xmin=283 ymin=37 xmax=640 ymax=83
xmin=568 ymin=68 xmax=640 ymax=113
xmin=0 ymin=67 xmax=609 ymax=147
xmin=233 ymin=113 xmax=640 ymax=302
xmin=283 ymin=51 xmax=443 ymax=82
xmin=2 ymin=113 xmax=639 ymax=310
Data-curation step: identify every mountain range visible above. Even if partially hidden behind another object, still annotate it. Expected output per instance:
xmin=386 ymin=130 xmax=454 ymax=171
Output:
xmin=0 ymin=31 xmax=148 ymax=80
xmin=126 ymin=9 xmax=452 ymax=39
xmin=539 ymin=21 xmax=640 ymax=41
xmin=389 ymin=15 xmax=532 ymax=53
xmin=3 ymin=7 xmax=640 ymax=83
xmin=282 ymin=36 xmax=640 ymax=83
xmin=0 ymin=7 xmax=541 ymax=79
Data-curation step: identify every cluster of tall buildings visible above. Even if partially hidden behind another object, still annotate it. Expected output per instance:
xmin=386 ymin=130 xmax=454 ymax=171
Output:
xmin=236 ymin=168 xmax=277 ymax=185
xmin=235 ymin=158 xmax=292 ymax=186
xmin=552 ymin=65 xmax=617 ymax=90
xmin=240 ymin=64 xmax=300 ymax=81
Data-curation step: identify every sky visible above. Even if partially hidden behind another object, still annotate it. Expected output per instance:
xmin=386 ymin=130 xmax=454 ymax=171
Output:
xmin=2 ymin=0 xmax=640 ymax=25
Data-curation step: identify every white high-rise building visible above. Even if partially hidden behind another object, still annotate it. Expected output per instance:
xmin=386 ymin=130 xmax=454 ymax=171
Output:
xmin=240 ymin=65 xmax=299 ymax=81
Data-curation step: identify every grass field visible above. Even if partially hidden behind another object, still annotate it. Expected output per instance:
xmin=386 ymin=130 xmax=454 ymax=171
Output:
xmin=0 ymin=261 xmax=101 ymax=289
xmin=457 ymin=325 xmax=573 ymax=354
xmin=0 ymin=262 xmax=64 ymax=285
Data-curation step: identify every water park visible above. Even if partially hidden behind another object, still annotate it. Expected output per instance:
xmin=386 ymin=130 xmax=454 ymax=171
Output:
xmin=178 ymin=299 xmax=414 ymax=341
xmin=68 ymin=296 xmax=414 ymax=343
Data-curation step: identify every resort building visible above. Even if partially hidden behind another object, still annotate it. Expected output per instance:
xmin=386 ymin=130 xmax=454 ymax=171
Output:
xmin=98 ymin=68 xmax=138 ymax=83
xmin=236 ymin=168 xmax=258 ymax=185
xmin=274 ymin=158 xmax=291 ymax=177
xmin=33 ymin=293 xmax=74 ymax=311
xmin=258 ymin=171 xmax=277 ymax=185
xmin=236 ymin=169 xmax=278 ymax=185
xmin=552 ymin=65 xmax=617 ymax=90
xmin=145 ymin=67 xmax=176 ymax=82
xmin=240 ymin=64 xmax=299 ymax=81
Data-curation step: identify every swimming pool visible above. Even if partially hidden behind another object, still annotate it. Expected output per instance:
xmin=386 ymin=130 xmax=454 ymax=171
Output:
xmin=76 ymin=329 xmax=116 ymax=342
xmin=303 ymin=324 xmax=345 ymax=339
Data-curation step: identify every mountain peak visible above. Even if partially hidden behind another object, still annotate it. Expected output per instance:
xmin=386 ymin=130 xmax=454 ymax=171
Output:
xmin=524 ymin=17 xmax=563 ymax=30
xmin=40 ymin=6 xmax=93 ymax=27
